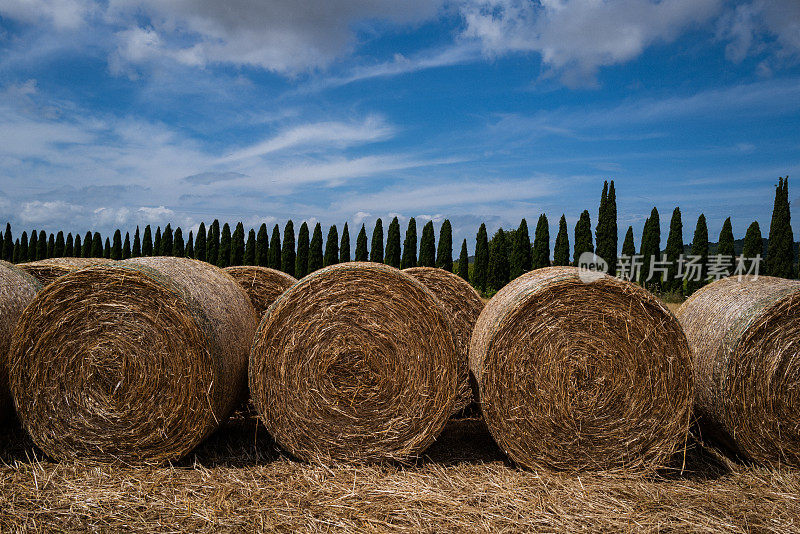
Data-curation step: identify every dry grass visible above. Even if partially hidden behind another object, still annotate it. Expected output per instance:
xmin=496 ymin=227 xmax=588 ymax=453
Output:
xmin=2 ymin=412 xmax=799 ymax=533
xmin=17 ymin=257 xmax=115 ymax=286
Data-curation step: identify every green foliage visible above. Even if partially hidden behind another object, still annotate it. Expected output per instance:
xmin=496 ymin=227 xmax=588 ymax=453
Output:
xmin=686 ymin=214 xmax=709 ymax=295
xmin=83 ymin=231 xmax=92 ymax=258
xmin=621 ymin=226 xmax=636 ymax=257
xmin=436 ymin=219 xmax=453 ymax=271
xmin=28 ymin=230 xmax=37 ymax=261
xmin=218 ymin=223 xmax=231 ymax=268
xmin=742 ymin=221 xmax=763 ymax=259
xmin=340 ymin=222 xmax=350 ymax=263
xmin=324 ymin=225 xmax=339 ymax=267
xmin=207 ymin=220 xmax=220 ymax=265
xmin=244 ymin=229 xmax=255 ymax=265
xmin=532 ymin=215 xmax=550 ymax=271
xmin=73 ymin=234 xmax=81 ymax=258
xmin=385 ymin=218 xmax=402 ymax=267
xmin=282 ymin=220 xmax=296 ymax=276
xmin=717 ymin=217 xmax=735 ymax=258
xmin=2 ymin=223 xmax=11 ymax=262
xmin=488 ymin=228 xmax=510 ymax=291
xmin=510 ymin=218 xmax=532 ymax=278
xmin=65 ymin=233 xmax=74 ymax=257
xmin=372 ymin=218 xmax=386 ymax=264
xmin=639 ymin=207 xmax=661 ymax=286
xmin=162 ymin=224 xmax=174 ymax=256
xmin=153 ymin=227 xmax=162 ymax=257
xmin=296 ymin=222 xmax=310 ymax=277
xmin=419 ymin=221 xmax=436 ymax=267
xmin=103 ymin=237 xmax=111 ymax=259
xmin=256 ymin=223 xmax=268 ymax=267
xmin=355 ymin=224 xmax=368 ymax=261
xmin=766 ymin=177 xmax=794 ymax=278
xmin=47 ymin=233 xmax=54 ymax=259
xmin=173 ymin=228 xmax=185 ymax=258
xmin=231 ymin=222 xmax=245 ymax=265
xmin=141 ymin=225 xmax=152 ymax=257
xmin=309 ymin=223 xmax=323 ymax=272
xmin=573 ymin=210 xmax=593 ymax=264
xmin=91 ymin=232 xmax=103 ymax=258
xmin=664 ymin=208 xmax=683 ymax=292
xmin=268 ymin=224 xmax=281 ymax=270
xmin=553 ymin=215 xmax=570 ymax=266
xmin=38 ymin=231 xmax=47 ymax=260
xmin=132 ymin=227 xmax=141 ymax=257
xmin=112 ymin=229 xmax=123 ymax=260
xmin=54 ymin=231 xmax=65 ymax=258
xmin=194 ymin=223 xmax=205 ymax=261
xmin=12 ymin=239 xmax=19 ymax=263
xmin=184 ymin=231 xmax=193 ymax=259
xmin=401 ymin=218 xmax=417 ymax=269
xmin=457 ymin=239 xmax=469 ymax=282
xmin=19 ymin=232 xmax=28 ymax=262
xmin=595 ymin=181 xmax=618 ymax=275
xmin=473 ymin=223 xmax=489 ymax=292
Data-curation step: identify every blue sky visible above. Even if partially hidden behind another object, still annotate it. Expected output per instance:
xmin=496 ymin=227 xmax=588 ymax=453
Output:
xmin=1 ymin=0 xmax=799 ymax=253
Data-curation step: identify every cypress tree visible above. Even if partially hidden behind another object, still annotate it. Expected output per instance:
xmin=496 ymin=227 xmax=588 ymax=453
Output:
xmin=231 ymin=222 xmax=245 ymax=265
xmin=639 ymin=207 xmax=661 ymax=286
xmin=173 ymin=228 xmax=185 ymax=258
xmin=132 ymin=227 xmax=141 ymax=257
xmin=244 ymin=229 xmax=255 ymax=265
xmin=28 ymin=230 xmax=38 ymax=261
xmin=742 ymin=221 xmax=763 ymax=259
xmin=268 ymin=224 xmax=281 ymax=270
xmin=473 ymin=223 xmax=489 ymax=292
xmin=595 ymin=180 xmax=618 ymax=274
xmin=766 ymin=177 xmax=793 ymax=278
xmin=488 ymin=229 xmax=510 ymax=291
xmin=371 ymin=218 xmax=385 ymax=264
xmin=664 ymin=208 xmax=684 ymax=292
xmin=718 ymin=218 xmax=735 ymax=259
xmin=340 ymin=222 xmax=350 ymax=263
xmin=123 ymin=232 xmax=131 ymax=259
xmin=46 ymin=233 xmax=54 ymax=259
xmin=510 ymin=219 xmax=531 ymax=278
xmin=282 ymin=220 xmax=296 ymax=276
xmin=82 ymin=231 xmax=92 ymax=258
xmin=103 ymin=237 xmax=111 ymax=259
xmin=0 ymin=230 xmax=3 ymax=261
xmin=553 ymin=215 xmax=570 ymax=266
xmin=324 ymin=225 xmax=339 ymax=267
xmin=309 ymin=223 xmax=323 ymax=272
xmin=686 ymin=214 xmax=709 ymax=294
xmin=385 ymin=218 xmax=402 ymax=267
xmin=217 ymin=223 xmax=231 ymax=268
xmin=573 ymin=210 xmax=594 ymax=264
xmin=54 ymin=231 xmax=65 ymax=257
xmin=194 ymin=223 xmax=206 ymax=261
xmin=142 ymin=226 xmax=153 ymax=256
xmin=38 ymin=230 xmax=47 ymax=260
xmin=161 ymin=224 xmax=173 ymax=256
xmin=185 ymin=231 xmax=194 ymax=259
xmin=296 ymin=222 xmax=310 ymax=276
xmin=112 ymin=229 xmax=122 ymax=260
xmin=621 ymin=226 xmax=636 ymax=257
xmin=65 ymin=232 xmax=74 ymax=257
xmin=153 ymin=227 xmax=162 ymax=256
xmin=401 ymin=218 xmax=417 ymax=269
xmin=355 ymin=224 xmax=368 ymax=261
xmin=73 ymin=233 xmax=81 ymax=258
xmin=12 ymin=239 xmax=19 ymax=263
xmin=2 ymin=223 xmax=11 ymax=261
xmin=255 ymin=223 xmax=269 ymax=267
xmin=532 ymin=215 xmax=550 ymax=270
xmin=436 ymin=220 xmax=453 ymax=271
xmin=419 ymin=221 xmax=436 ymax=267
xmin=207 ymin=220 xmax=220 ymax=265
xmin=19 ymin=231 xmax=28 ymax=262
xmin=457 ymin=239 xmax=469 ymax=282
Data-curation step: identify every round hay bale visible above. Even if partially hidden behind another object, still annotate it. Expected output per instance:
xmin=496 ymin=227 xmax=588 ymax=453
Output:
xmin=404 ymin=267 xmax=484 ymax=413
xmin=470 ymin=266 xmax=693 ymax=471
xmin=19 ymin=257 xmax=115 ymax=286
xmin=223 ymin=266 xmax=296 ymax=318
xmin=9 ymin=256 xmax=257 ymax=463
xmin=0 ymin=261 xmax=40 ymax=422
xmin=250 ymin=262 xmax=460 ymax=463
xmin=676 ymin=275 xmax=800 ymax=467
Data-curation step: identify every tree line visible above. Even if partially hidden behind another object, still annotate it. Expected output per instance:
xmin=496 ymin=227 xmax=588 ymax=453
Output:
xmin=0 ymin=177 xmax=792 ymax=297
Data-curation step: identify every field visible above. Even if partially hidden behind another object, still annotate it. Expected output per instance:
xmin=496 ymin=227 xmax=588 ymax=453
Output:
xmin=2 ymin=410 xmax=799 ymax=533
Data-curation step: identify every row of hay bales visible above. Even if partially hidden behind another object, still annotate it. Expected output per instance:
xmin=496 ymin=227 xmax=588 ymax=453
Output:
xmin=0 ymin=256 xmax=797 ymax=469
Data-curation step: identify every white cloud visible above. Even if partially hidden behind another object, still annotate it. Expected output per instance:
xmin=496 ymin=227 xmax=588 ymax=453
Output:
xmin=718 ymin=1 xmax=800 ymax=64
xmin=136 ymin=206 xmax=174 ymax=222
xmin=0 ymin=0 xmax=93 ymax=29
xmin=19 ymin=200 xmax=84 ymax=224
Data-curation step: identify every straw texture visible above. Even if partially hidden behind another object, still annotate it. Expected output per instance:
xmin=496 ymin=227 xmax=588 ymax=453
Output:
xmin=249 ymin=262 xmax=460 ymax=463
xmin=9 ymin=257 xmax=257 ymax=464
xmin=404 ymin=267 xmax=484 ymax=412
xmin=470 ymin=266 xmax=694 ymax=471
xmin=0 ymin=261 xmax=40 ymax=421
xmin=677 ymin=275 xmax=800 ymax=467
xmin=19 ymin=257 xmax=115 ymax=286
xmin=223 ymin=266 xmax=296 ymax=318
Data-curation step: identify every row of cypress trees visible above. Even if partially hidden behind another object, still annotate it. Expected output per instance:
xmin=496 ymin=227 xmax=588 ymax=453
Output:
xmin=0 ymin=177 xmax=792 ymax=296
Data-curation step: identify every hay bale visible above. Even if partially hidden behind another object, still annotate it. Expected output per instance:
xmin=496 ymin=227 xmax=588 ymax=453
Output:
xmin=9 ymin=256 xmax=257 ymax=463
xmin=223 ymin=266 xmax=296 ymax=317
xmin=19 ymin=257 xmax=115 ymax=286
xmin=250 ymin=262 xmax=460 ymax=463
xmin=469 ymin=266 xmax=693 ymax=471
xmin=404 ymin=267 xmax=484 ymax=412
xmin=0 ymin=261 xmax=40 ymax=422
xmin=676 ymin=275 xmax=800 ymax=467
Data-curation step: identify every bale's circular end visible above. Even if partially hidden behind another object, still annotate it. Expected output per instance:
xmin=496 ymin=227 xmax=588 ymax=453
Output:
xmin=250 ymin=262 xmax=460 ymax=463
xmin=470 ymin=266 xmax=693 ymax=471
xmin=404 ymin=267 xmax=484 ymax=412
xmin=0 ymin=261 xmax=40 ymax=421
xmin=223 ymin=266 xmax=296 ymax=317
xmin=677 ymin=275 xmax=800 ymax=467
xmin=10 ymin=258 xmax=256 ymax=464
xmin=19 ymin=257 xmax=115 ymax=286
